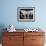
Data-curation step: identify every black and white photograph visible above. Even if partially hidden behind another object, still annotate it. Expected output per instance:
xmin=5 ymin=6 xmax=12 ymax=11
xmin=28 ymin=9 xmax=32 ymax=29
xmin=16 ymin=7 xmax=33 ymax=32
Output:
xmin=17 ymin=7 xmax=35 ymax=22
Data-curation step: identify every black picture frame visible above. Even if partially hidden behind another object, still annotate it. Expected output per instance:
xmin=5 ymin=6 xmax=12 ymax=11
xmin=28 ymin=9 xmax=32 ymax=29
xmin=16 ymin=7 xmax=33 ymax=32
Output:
xmin=17 ymin=7 xmax=35 ymax=22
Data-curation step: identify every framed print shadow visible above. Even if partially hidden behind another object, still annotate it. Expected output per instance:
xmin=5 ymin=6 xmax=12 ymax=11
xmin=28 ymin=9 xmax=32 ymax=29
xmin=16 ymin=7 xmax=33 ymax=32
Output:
xmin=17 ymin=7 xmax=35 ymax=22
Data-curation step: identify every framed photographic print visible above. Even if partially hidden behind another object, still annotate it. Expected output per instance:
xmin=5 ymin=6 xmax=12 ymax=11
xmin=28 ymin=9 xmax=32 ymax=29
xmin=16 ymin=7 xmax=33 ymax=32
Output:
xmin=17 ymin=7 xmax=35 ymax=22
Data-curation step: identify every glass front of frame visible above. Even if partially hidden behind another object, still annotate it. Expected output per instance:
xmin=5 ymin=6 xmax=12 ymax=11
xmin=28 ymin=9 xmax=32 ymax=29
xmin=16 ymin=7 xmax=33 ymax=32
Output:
xmin=17 ymin=7 xmax=35 ymax=22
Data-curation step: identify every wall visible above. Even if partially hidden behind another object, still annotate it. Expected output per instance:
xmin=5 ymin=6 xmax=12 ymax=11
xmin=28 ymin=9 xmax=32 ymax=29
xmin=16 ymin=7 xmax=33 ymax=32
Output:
xmin=0 ymin=0 xmax=46 ymax=30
